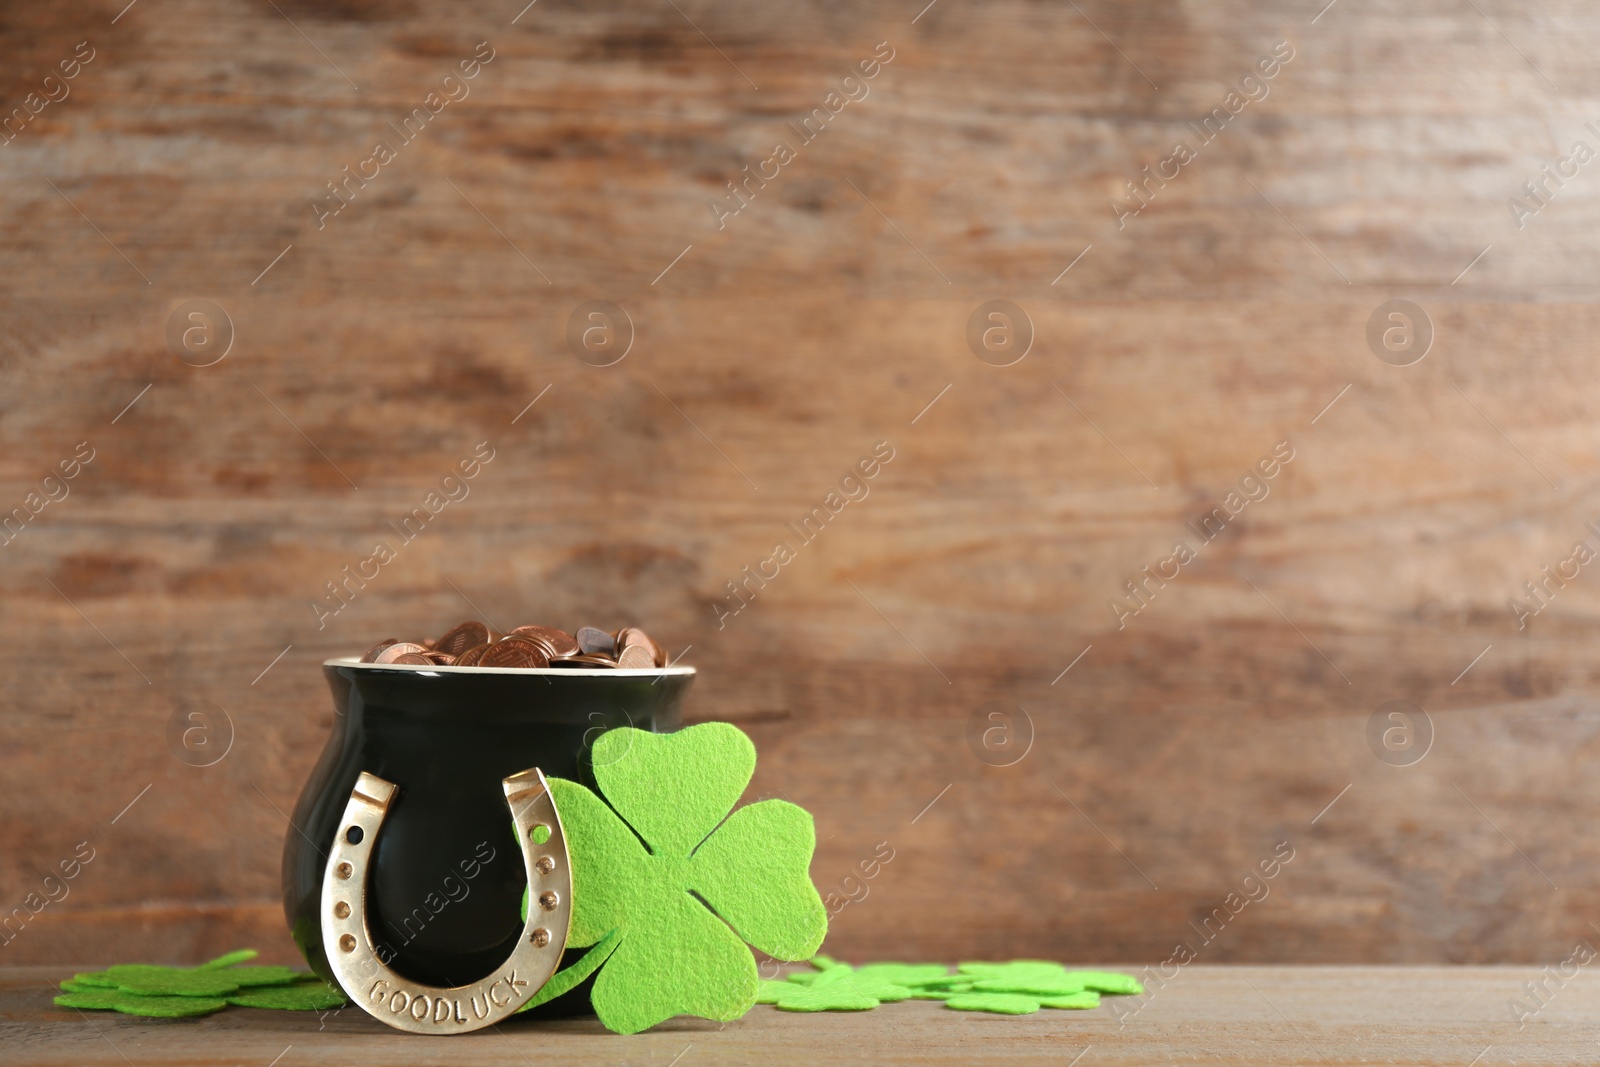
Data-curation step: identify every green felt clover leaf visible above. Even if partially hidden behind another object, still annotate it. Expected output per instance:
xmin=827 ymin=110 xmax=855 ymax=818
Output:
xmin=226 ymin=982 xmax=348 ymax=1010
xmin=60 ymin=949 xmax=330 ymax=1018
xmin=788 ymin=958 xmax=943 ymax=987
xmin=971 ymin=975 xmax=1087 ymax=996
xmin=592 ymin=722 xmax=757 ymax=857
xmin=517 ymin=929 xmax=621 ymax=1013
xmin=944 ymin=992 xmax=1041 ymax=1015
xmin=903 ymin=973 xmax=972 ymax=991
xmin=754 ymin=978 xmax=791 ymax=1004
xmin=757 ymin=961 xmax=916 ymax=1011
xmin=218 ymin=966 xmax=310 ymax=988
xmin=941 ymin=987 xmax=1102 ymax=1014
xmin=853 ymin=962 xmax=954 ymax=988
xmin=1062 ymin=970 xmax=1143 ymax=995
xmin=550 ymin=723 xmax=827 ymax=1034
xmin=759 ymin=979 xmax=880 ymax=1012
xmin=910 ymin=985 xmax=971 ymax=999
xmin=775 ymin=959 xmax=1136 ymax=1013
xmin=1041 ymin=991 xmax=1101 ymax=1009
xmin=101 ymin=965 xmax=241 ymax=997
xmin=198 ymin=949 xmax=259 ymax=969
xmin=55 ymin=990 xmax=230 ymax=1017
xmin=957 ymin=960 xmax=1067 ymax=980
xmin=956 ymin=962 xmax=1141 ymax=999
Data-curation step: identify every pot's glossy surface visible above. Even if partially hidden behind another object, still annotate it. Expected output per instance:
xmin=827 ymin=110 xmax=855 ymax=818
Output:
xmin=282 ymin=659 xmax=690 ymax=1000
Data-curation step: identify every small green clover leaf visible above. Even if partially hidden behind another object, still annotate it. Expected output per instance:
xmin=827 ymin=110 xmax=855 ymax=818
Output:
xmin=56 ymin=990 xmax=230 ymax=1017
xmin=770 ymin=959 xmax=1132 ymax=1014
xmin=67 ymin=973 xmax=120 ymax=989
xmin=970 ymin=975 xmax=1087 ymax=996
xmin=945 ymin=992 xmax=1041 ymax=1015
xmin=785 ymin=955 xmax=848 ymax=984
xmin=756 ymin=961 xmax=918 ymax=1012
xmin=909 ymin=985 xmax=971 ymax=999
xmin=956 ymin=960 xmax=1065 ymax=981
xmin=198 ymin=949 xmax=260 ymax=969
xmin=1040 ymin=991 xmax=1101 ymax=1009
xmin=225 ymin=982 xmax=348 ymax=1010
xmin=942 ymin=989 xmax=1102 ymax=1014
xmin=57 ymin=950 xmax=342 ymax=1018
xmin=958 ymin=962 xmax=1142 ymax=996
xmin=99 ymin=965 xmax=242 ymax=997
xmin=1062 ymin=971 xmax=1143 ymax=996
xmin=549 ymin=723 xmax=827 ymax=1034
xmin=756 ymin=978 xmax=879 ymax=1012
xmin=755 ymin=978 xmax=790 ymax=1003
xmin=853 ymin=962 xmax=954 ymax=988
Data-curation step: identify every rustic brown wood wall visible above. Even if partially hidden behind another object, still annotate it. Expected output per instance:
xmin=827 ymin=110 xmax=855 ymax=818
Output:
xmin=2 ymin=0 xmax=1597 ymax=967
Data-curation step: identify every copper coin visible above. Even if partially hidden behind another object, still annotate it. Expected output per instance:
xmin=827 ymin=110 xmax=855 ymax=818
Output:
xmin=549 ymin=653 xmax=618 ymax=668
xmin=616 ymin=627 xmax=666 ymax=668
xmin=392 ymin=652 xmax=434 ymax=665
xmin=422 ymin=650 xmax=457 ymax=666
xmin=454 ymin=643 xmax=491 ymax=667
xmin=576 ymin=627 xmax=616 ymax=655
xmin=374 ymin=642 xmax=429 ymax=664
xmin=525 ymin=635 xmax=562 ymax=661
xmin=360 ymin=638 xmax=400 ymax=663
xmin=478 ymin=637 xmax=551 ymax=669
xmin=436 ymin=621 xmax=490 ymax=657
xmin=512 ymin=625 xmax=580 ymax=658
xmin=616 ymin=644 xmax=655 ymax=670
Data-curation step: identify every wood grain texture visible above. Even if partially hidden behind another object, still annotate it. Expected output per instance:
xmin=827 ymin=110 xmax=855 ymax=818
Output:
xmin=4 ymin=965 xmax=1597 ymax=1065
xmin=2 ymin=0 xmax=1600 ymax=970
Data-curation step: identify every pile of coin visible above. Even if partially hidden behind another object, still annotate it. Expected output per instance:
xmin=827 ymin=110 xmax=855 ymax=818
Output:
xmin=360 ymin=621 xmax=668 ymax=670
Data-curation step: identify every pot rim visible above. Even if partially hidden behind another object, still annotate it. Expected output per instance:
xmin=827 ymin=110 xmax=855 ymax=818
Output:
xmin=323 ymin=655 xmax=695 ymax=677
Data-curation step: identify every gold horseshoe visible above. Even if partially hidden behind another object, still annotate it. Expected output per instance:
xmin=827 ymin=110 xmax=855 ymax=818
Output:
xmin=320 ymin=768 xmax=572 ymax=1034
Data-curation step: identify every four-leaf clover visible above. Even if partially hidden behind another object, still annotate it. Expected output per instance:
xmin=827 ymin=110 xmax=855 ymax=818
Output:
xmin=548 ymin=722 xmax=827 ymax=1034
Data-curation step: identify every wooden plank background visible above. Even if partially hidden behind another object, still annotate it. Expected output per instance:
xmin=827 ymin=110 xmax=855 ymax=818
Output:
xmin=3 ymin=0 xmax=1599 ymax=968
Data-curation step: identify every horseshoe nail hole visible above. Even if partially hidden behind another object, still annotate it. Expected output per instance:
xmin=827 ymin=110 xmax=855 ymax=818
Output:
xmin=530 ymin=927 xmax=551 ymax=947
xmin=535 ymin=856 xmax=555 ymax=875
xmin=539 ymin=890 xmax=559 ymax=911
xmin=530 ymin=823 xmax=551 ymax=844
xmin=345 ymin=826 xmax=364 ymax=845
xmin=339 ymin=934 xmax=356 ymax=953
xmin=333 ymin=901 xmax=350 ymax=920
xmin=336 ymin=862 xmax=353 ymax=880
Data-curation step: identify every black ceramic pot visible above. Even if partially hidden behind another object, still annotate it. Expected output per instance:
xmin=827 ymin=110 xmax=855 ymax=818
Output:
xmin=282 ymin=657 xmax=692 ymax=1006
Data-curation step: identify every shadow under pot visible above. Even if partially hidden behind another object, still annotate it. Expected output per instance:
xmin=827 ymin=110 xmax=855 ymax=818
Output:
xmin=281 ymin=657 xmax=692 ymax=1016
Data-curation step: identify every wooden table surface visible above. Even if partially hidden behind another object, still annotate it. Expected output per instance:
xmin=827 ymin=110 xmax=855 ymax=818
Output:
xmin=3 ymin=965 xmax=1592 ymax=1066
